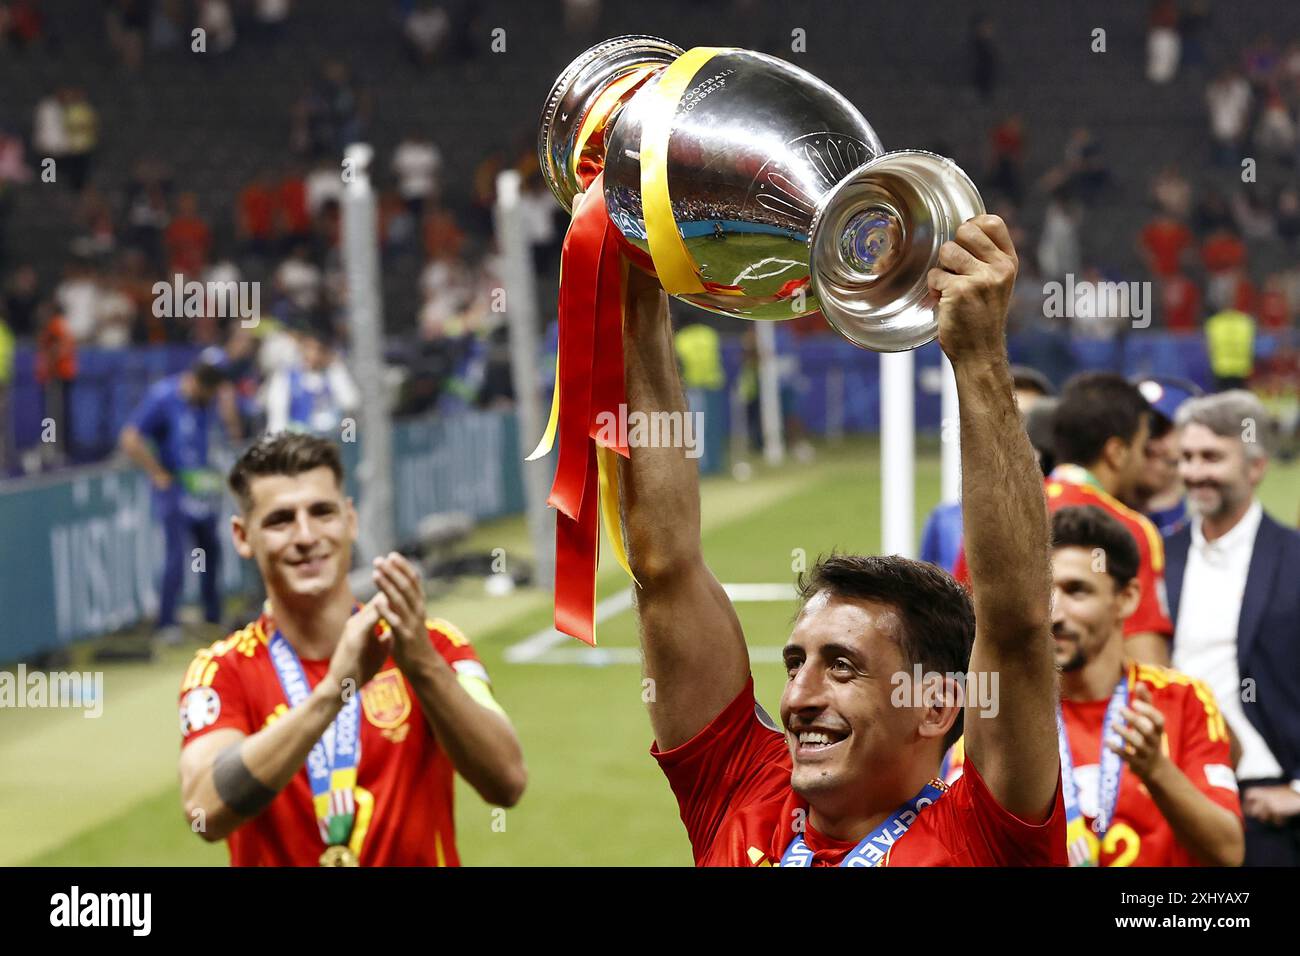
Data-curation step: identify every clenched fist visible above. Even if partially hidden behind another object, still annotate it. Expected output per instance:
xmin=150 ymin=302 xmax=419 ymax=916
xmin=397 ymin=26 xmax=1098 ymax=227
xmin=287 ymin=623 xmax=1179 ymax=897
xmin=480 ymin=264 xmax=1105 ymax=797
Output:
xmin=926 ymin=214 xmax=1019 ymax=366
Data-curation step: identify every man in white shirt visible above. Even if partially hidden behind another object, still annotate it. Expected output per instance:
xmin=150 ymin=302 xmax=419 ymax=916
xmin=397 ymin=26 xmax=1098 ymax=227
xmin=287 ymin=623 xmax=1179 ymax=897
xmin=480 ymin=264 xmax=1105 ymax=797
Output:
xmin=33 ymin=91 xmax=68 ymax=161
xmin=392 ymin=136 xmax=441 ymax=219
xmin=274 ymin=245 xmax=323 ymax=313
xmin=1165 ymin=390 xmax=1300 ymax=865
xmin=1206 ymin=68 xmax=1252 ymax=166
xmin=54 ymin=263 xmax=99 ymax=343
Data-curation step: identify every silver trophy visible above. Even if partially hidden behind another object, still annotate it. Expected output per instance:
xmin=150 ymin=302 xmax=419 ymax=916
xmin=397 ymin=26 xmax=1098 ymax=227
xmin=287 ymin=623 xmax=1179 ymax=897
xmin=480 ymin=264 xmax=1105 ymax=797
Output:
xmin=539 ymin=35 xmax=984 ymax=351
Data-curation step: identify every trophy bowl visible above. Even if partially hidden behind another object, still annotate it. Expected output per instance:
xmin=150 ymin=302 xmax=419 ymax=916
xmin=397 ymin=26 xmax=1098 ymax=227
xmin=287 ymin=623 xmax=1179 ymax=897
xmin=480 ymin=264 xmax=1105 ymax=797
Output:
xmin=538 ymin=36 xmax=984 ymax=352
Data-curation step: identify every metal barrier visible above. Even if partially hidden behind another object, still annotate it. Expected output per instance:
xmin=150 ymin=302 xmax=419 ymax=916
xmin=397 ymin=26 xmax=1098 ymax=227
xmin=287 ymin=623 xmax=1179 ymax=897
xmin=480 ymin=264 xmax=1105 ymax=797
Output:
xmin=0 ymin=408 xmax=527 ymax=663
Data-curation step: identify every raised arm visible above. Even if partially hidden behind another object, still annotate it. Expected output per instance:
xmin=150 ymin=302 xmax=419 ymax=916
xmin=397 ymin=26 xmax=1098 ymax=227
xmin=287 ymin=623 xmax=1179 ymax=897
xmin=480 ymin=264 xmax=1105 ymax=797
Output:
xmin=370 ymin=552 xmax=527 ymax=808
xmin=618 ymin=265 xmax=749 ymax=751
xmin=929 ymin=215 xmax=1058 ymax=821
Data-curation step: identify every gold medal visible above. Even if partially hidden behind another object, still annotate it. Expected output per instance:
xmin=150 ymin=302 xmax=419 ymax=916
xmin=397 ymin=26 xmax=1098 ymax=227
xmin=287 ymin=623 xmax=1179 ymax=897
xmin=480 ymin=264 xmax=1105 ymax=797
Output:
xmin=318 ymin=845 xmax=360 ymax=867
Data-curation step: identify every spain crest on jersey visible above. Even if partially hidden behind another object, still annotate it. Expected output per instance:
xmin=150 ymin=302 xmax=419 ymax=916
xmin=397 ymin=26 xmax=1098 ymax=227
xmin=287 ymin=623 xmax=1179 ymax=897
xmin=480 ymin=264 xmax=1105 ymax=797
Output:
xmin=361 ymin=669 xmax=411 ymax=729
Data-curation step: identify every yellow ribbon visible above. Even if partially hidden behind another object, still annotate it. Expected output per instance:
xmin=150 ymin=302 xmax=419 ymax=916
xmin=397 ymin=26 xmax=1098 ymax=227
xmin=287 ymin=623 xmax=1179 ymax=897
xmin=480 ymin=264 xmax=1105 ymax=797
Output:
xmin=598 ymin=444 xmax=638 ymax=585
xmin=572 ymin=65 xmax=658 ymax=185
xmin=594 ymin=260 xmax=639 ymax=586
xmin=639 ymin=46 xmax=725 ymax=295
xmin=527 ymin=351 xmax=561 ymax=461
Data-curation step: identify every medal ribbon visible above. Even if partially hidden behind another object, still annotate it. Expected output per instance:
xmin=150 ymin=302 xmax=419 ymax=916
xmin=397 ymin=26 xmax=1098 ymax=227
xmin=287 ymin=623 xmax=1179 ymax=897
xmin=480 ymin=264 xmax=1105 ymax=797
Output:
xmin=267 ymin=625 xmax=361 ymax=847
xmin=779 ymin=780 xmax=948 ymax=867
xmin=1057 ymin=664 xmax=1132 ymax=866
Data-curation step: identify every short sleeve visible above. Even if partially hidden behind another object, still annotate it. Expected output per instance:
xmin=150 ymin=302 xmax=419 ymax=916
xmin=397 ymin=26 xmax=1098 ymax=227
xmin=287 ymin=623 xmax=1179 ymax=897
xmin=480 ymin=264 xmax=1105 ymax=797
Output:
xmin=426 ymin=617 xmax=485 ymax=677
xmin=424 ymin=617 xmax=508 ymax=718
xmin=1177 ymin=679 xmax=1243 ymax=819
xmin=936 ymin=752 xmax=1068 ymax=866
xmin=651 ymin=676 xmax=791 ymax=863
xmin=178 ymin=644 xmax=253 ymax=747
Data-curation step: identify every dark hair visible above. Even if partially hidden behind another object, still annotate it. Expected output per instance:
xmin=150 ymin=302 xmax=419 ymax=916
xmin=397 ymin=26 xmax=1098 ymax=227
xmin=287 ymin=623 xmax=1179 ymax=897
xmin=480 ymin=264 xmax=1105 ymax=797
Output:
xmin=796 ymin=553 xmax=975 ymax=749
xmin=193 ymin=366 xmax=223 ymax=390
xmin=1010 ymin=364 xmax=1055 ymax=398
xmin=228 ymin=431 xmax=345 ymax=512
xmin=1051 ymin=505 xmax=1139 ymax=587
xmin=1052 ymin=371 xmax=1150 ymax=468
xmin=1024 ymin=397 xmax=1058 ymax=476
xmin=1147 ymin=409 xmax=1174 ymax=440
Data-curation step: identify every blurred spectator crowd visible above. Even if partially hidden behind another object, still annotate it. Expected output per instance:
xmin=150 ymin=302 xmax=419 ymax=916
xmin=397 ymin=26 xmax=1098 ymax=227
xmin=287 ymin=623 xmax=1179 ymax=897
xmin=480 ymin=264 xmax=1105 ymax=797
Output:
xmin=0 ymin=0 xmax=1295 ymax=480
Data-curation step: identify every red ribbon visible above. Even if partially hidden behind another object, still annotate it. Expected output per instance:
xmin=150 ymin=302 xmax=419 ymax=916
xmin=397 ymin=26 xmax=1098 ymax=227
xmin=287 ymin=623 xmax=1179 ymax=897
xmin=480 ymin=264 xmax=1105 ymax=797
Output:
xmin=549 ymin=172 xmax=633 ymax=645
xmin=549 ymin=188 xmax=603 ymax=522
xmin=589 ymin=227 xmax=629 ymax=457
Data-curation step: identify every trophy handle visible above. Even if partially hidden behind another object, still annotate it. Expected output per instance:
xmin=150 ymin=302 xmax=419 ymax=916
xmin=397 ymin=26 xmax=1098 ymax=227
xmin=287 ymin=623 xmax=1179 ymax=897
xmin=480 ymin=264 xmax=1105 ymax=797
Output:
xmin=538 ymin=35 xmax=684 ymax=213
xmin=809 ymin=150 xmax=985 ymax=352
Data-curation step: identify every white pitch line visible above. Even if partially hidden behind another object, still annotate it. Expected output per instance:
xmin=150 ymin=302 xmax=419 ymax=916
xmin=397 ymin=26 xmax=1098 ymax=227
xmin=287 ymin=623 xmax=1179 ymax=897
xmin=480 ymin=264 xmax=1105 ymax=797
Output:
xmin=502 ymin=589 xmax=635 ymax=663
xmin=504 ymin=583 xmax=797 ymax=664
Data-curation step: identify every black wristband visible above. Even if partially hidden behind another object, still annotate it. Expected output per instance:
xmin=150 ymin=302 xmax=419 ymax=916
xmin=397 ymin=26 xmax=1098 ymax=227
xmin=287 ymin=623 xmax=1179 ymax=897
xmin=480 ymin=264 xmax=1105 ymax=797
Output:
xmin=213 ymin=742 xmax=280 ymax=819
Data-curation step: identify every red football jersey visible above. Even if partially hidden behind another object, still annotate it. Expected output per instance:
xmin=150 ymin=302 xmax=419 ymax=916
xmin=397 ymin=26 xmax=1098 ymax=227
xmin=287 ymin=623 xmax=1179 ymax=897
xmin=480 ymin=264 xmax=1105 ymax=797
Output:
xmin=951 ymin=469 xmax=1173 ymax=639
xmin=178 ymin=611 xmax=491 ymax=866
xmin=946 ymin=663 xmax=1242 ymax=866
xmin=652 ymin=676 xmax=1066 ymax=867
xmin=1061 ymin=664 xmax=1241 ymax=866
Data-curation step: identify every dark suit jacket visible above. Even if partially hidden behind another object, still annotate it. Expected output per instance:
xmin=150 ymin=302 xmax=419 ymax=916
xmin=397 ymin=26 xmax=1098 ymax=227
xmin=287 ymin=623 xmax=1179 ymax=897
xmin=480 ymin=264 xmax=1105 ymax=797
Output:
xmin=1165 ymin=510 xmax=1300 ymax=783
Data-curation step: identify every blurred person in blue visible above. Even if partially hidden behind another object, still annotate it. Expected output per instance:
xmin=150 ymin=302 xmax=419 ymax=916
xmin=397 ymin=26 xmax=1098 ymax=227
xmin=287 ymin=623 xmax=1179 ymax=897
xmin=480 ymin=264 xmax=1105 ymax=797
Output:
xmin=920 ymin=365 xmax=1054 ymax=571
xmin=264 ymin=323 xmax=359 ymax=436
xmin=1132 ymin=375 xmax=1203 ymax=535
xmin=119 ymin=348 xmax=232 ymax=645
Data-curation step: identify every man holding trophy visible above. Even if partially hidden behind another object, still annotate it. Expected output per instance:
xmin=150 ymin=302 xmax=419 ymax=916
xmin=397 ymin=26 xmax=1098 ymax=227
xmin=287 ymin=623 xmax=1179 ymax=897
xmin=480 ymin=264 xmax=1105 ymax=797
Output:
xmin=619 ymin=216 xmax=1063 ymax=866
xmin=533 ymin=36 xmax=1064 ymax=865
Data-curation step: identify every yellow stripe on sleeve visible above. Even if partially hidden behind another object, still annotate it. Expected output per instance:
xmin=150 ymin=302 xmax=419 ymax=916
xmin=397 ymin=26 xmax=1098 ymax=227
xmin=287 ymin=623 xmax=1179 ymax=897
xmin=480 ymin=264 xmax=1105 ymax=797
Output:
xmin=458 ymin=673 xmax=506 ymax=718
